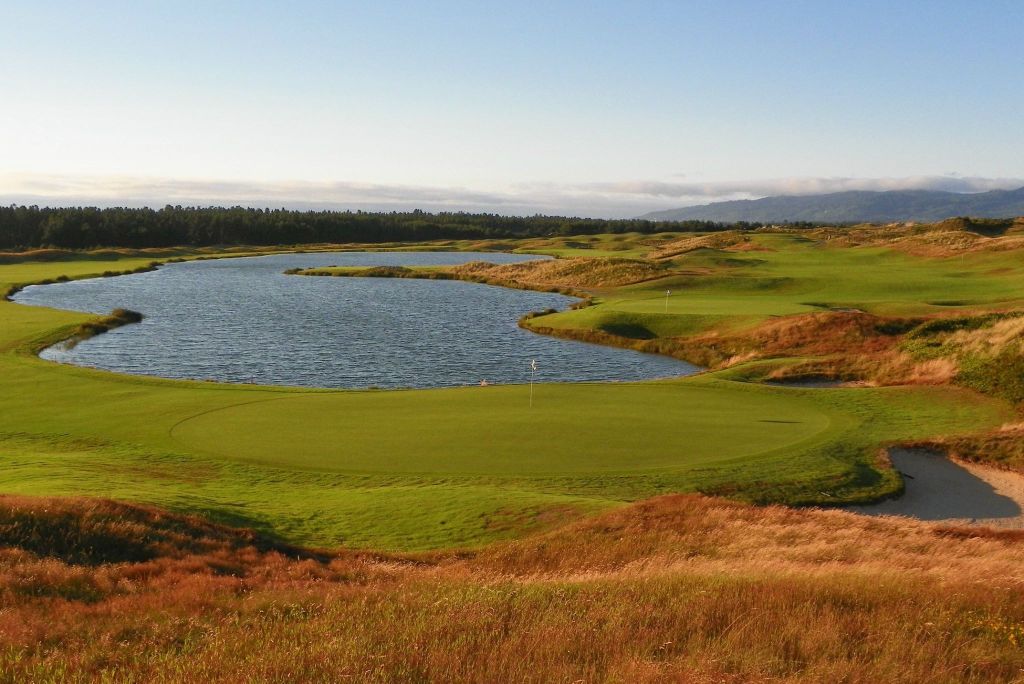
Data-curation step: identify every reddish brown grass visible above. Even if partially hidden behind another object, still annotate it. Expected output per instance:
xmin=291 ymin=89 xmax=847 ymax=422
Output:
xmin=3 ymin=494 xmax=1024 ymax=681
xmin=651 ymin=310 xmax=909 ymax=372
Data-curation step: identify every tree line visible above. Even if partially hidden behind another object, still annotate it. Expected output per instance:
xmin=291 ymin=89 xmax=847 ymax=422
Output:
xmin=0 ymin=205 xmax=775 ymax=250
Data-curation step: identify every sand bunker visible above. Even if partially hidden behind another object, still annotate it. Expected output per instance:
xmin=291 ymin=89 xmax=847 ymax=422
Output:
xmin=847 ymin=448 xmax=1024 ymax=528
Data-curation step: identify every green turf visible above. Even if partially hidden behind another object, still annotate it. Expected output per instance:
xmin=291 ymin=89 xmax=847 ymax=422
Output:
xmin=0 ymin=244 xmax=1015 ymax=550
xmin=168 ymin=381 xmax=832 ymax=474
xmin=532 ymin=233 xmax=1024 ymax=337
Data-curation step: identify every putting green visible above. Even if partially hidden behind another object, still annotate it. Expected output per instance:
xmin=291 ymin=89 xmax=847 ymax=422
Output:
xmin=169 ymin=382 xmax=834 ymax=475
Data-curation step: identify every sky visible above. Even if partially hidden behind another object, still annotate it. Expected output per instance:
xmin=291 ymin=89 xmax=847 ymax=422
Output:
xmin=1 ymin=1 xmax=1022 ymax=217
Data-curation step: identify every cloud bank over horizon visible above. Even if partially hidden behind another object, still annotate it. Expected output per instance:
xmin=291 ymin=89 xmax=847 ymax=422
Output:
xmin=2 ymin=173 xmax=1022 ymax=220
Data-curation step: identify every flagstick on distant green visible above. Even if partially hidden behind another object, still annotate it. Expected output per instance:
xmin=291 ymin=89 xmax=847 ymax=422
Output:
xmin=529 ymin=359 xmax=537 ymax=407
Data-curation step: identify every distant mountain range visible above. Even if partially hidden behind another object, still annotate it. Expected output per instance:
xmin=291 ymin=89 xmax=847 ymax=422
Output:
xmin=640 ymin=187 xmax=1024 ymax=224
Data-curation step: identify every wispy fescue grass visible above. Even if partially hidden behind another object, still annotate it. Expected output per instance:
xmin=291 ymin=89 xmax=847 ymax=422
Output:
xmin=451 ymin=257 xmax=671 ymax=288
xmin=810 ymin=217 xmax=1024 ymax=255
xmin=293 ymin=255 xmax=670 ymax=293
xmin=650 ymin=229 xmax=750 ymax=259
xmin=910 ymin=313 xmax=1024 ymax=404
xmin=2 ymin=494 xmax=1024 ymax=682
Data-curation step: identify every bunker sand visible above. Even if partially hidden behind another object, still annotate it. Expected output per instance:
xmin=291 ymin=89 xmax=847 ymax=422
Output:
xmin=848 ymin=448 xmax=1024 ymax=528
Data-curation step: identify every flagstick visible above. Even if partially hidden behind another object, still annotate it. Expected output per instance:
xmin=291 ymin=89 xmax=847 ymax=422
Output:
xmin=529 ymin=359 xmax=537 ymax=407
xmin=664 ymin=289 xmax=670 ymax=313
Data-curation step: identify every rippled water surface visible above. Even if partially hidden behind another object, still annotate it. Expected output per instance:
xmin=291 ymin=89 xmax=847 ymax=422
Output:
xmin=14 ymin=251 xmax=696 ymax=388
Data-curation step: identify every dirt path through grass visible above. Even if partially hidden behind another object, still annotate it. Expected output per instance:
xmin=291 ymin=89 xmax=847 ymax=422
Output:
xmin=848 ymin=448 xmax=1024 ymax=527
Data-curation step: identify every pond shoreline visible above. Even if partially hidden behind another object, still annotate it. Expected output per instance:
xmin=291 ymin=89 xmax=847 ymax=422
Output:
xmin=289 ymin=264 xmax=719 ymax=369
xmin=13 ymin=251 xmax=695 ymax=389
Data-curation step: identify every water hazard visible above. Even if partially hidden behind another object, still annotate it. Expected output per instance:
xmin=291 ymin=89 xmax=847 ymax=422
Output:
xmin=13 ymin=251 xmax=696 ymax=388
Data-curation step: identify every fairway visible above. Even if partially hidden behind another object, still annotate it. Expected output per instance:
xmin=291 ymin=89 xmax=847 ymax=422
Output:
xmin=0 ymin=243 xmax=1016 ymax=549
xmin=535 ymin=234 xmax=1024 ymax=337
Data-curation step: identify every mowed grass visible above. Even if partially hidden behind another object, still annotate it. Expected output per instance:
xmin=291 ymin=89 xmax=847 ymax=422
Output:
xmin=0 ymin=250 xmax=1014 ymax=550
xmin=534 ymin=233 xmax=1024 ymax=338
xmin=170 ymin=382 xmax=830 ymax=474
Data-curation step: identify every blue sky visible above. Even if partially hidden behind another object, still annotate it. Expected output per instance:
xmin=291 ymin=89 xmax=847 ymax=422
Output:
xmin=1 ymin=1 xmax=1022 ymax=216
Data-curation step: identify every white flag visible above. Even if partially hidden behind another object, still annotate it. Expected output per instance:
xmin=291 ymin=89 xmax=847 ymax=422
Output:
xmin=530 ymin=359 xmax=537 ymax=371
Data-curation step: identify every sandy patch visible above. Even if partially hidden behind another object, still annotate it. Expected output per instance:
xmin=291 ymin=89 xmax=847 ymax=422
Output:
xmin=847 ymin=448 xmax=1024 ymax=528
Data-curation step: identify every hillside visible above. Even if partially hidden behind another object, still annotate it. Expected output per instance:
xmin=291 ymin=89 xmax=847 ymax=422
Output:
xmin=4 ymin=493 xmax=1024 ymax=681
xmin=641 ymin=187 xmax=1024 ymax=223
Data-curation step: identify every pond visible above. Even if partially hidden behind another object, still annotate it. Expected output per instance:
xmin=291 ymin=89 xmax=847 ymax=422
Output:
xmin=13 ymin=251 xmax=697 ymax=388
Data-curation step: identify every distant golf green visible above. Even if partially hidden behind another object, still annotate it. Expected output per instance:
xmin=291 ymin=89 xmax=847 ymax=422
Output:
xmin=0 ymin=241 xmax=1015 ymax=550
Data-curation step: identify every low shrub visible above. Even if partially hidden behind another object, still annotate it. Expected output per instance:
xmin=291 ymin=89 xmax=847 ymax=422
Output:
xmin=65 ymin=309 xmax=145 ymax=346
xmin=959 ymin=350 xmax=1024 ymax=404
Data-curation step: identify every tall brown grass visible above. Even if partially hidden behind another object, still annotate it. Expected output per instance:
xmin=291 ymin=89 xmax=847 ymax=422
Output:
xmin=535 ymin=309 xmax=914 ymax=374
xmin=650 ymin=231 xmax=749 ymax=259
xmin=452 ymin=257 xmax=671 ymax=289
xmin=2 ymin=494 xmax=1024 ymax=682
xmin=805 ymin=218 xmax=1024 ymax=256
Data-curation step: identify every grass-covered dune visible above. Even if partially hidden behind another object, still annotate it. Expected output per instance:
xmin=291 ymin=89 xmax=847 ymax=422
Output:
xmin=0 ymin=233 xmax=1019 ymax=551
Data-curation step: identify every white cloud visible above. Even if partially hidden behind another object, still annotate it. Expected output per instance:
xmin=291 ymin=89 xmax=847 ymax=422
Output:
xmin=578 ymin=175 xmax=1024 ymax=199
xmin=1 ymin=173 xmax=1022 ymax=219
